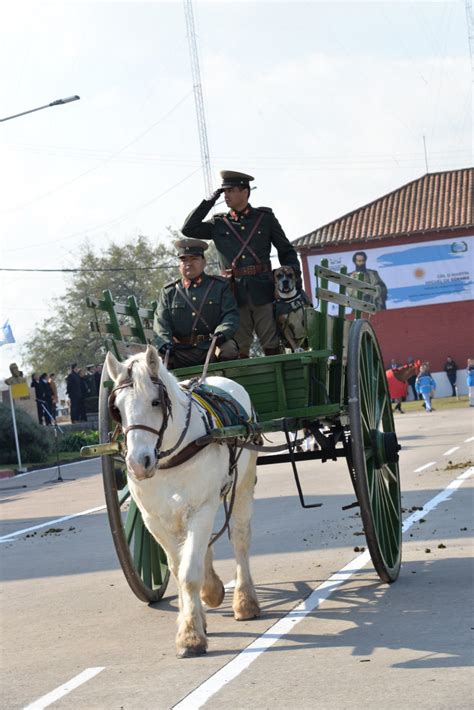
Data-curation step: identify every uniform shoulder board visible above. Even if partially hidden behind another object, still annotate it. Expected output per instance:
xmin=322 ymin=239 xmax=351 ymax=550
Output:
xmin=164 ymin=279 xmax=180 ymax=289
xmin=257 ymin=206 xmax=273 ymax=214
xmin=213 ymin=212 xmax=227 ymax=219
xmin=209 ymin=274 xmax=226 ymax=283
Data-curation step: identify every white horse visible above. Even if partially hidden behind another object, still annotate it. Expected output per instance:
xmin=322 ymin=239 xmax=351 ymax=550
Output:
xmin=105 ymin=345 xmax=260 ymax=657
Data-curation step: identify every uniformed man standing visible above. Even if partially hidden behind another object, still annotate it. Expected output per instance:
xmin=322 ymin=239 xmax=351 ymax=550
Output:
xmin=181 ymin=170 xmax=301 ymax=357
xmin=153 ymin=238 xmax=240 ymax=368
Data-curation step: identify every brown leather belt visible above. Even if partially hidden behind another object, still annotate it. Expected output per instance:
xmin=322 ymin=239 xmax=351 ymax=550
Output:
xmin=176 ymin=334 xmax=212 ymax=346
xmin=221 ymin=262 xmax=272 ymax=278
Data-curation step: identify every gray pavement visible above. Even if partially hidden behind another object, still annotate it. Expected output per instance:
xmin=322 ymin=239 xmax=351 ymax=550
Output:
xmin=0 ymin=407 xmax=473 ymax=709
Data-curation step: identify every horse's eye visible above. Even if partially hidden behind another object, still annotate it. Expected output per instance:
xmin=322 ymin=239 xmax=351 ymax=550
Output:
xmin=152 ymin=399 xmax=160 ymax=407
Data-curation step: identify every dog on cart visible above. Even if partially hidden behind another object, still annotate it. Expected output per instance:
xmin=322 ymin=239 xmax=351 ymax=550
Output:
xmin=273 ymin=266 xmax=318 ymax=451
xmin=273 ymin=266 xmax=312 ymax=353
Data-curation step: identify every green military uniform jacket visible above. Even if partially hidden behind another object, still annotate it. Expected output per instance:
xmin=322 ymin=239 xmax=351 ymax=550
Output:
xmin=153 ymin=273 xmax=240 ymax=351
xmin=182 ymin=201 xmax=301 ymax=306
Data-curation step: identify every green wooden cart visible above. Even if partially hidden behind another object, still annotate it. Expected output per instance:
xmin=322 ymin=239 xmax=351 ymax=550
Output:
xmin=81 ymin=261 xmax=402 ymax=603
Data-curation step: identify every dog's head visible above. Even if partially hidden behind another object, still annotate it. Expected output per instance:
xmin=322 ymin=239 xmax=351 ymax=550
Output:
xmin=274 ymin=266 xmax=297 ymax=300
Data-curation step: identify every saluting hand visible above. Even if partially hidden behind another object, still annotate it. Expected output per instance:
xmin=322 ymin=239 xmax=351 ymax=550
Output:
xmin=208 ymin=188 xmax=224 ymax=203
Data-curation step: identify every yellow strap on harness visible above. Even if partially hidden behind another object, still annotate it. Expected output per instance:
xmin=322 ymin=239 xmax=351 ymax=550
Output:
xmin=191 ymin=391 xmax=224 ymax=428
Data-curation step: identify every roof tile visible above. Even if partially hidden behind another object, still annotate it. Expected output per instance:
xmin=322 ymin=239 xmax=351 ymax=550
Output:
xmin=293 ymin=168 xmax=473 ymax=249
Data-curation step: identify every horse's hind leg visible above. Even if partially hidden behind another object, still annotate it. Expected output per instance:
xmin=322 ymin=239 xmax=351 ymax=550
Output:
xmin=176 ymin=505 xmax=216 ymax=658
xmin=201 ymin=546 xmax=225 ymax=608
xmin=230 ymin=456 xmax=260 ymax=621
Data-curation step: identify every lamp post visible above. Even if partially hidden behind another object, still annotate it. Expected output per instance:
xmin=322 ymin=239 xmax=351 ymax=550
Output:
xmin=0 ymin=95 xmax=80 ymax=123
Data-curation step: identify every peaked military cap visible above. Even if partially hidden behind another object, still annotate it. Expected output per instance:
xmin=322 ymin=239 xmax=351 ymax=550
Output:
xmin=174 ymin=238 xmax=208 ymax=257
xmin=220 ymin=170 xmax=254 ymax=188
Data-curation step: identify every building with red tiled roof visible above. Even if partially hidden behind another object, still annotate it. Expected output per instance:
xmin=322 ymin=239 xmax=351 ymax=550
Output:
xmin=293 ymin=168 xmax=473 ymax=394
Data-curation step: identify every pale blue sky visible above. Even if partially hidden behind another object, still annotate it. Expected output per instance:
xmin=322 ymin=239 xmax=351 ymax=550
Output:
xmin=0 ymin=0 xmax=471 ymax=374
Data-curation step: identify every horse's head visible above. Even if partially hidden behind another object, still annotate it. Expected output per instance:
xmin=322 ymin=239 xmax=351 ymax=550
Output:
xmin=105 ymin=345 xmax=171 ymax=481
xmin=391 ymin=361 xmax=420 ymax=382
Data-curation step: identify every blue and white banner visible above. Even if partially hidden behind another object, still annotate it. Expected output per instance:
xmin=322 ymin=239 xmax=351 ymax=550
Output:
xmin=0 ymin=320 xmax=16 ymax=347
xmin=307 ymin=236 xmax=474 ymax=312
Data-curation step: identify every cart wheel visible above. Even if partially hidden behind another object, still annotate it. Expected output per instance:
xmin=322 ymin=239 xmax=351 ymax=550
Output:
xmin=99 ymin=369 xmax=170 ymax=603
xmin=347 ymin=319 xmax=402 ymax=583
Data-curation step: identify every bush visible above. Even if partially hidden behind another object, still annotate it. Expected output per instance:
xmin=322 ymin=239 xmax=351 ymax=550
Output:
xmin=0 ymin=403 xmax=51 ymax=464
xmin=58 ymin=430 xmax=99 ymax=452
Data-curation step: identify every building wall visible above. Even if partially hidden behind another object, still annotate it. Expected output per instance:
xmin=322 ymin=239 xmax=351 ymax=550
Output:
xmin=299 ymin=229 xmax=474 ymax=390
xmin=368 ymin=300 xmax=472 ymax=371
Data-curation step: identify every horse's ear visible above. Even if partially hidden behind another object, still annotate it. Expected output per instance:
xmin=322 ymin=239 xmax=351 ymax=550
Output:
xmin=145 ymin=345 xmax=161 ymax=378
xmin=105 ymin=351 xmax=124 ymax=382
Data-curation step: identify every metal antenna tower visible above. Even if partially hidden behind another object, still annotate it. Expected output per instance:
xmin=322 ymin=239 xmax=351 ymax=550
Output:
xmin=467 ymin=0 xmax=474 ymax=77
xmin=183 ymin=0 xmax=213 ymax=196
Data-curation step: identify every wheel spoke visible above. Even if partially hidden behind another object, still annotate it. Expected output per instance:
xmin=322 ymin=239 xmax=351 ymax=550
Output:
xmin=348 ymin=319 xmax=402 ymax=582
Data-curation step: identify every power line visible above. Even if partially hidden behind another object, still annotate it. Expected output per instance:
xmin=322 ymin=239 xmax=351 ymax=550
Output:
xmin=0 ymin=266 xmax=176 ymax=273
xmin=1 ymin=91 xmax=193 ymax=214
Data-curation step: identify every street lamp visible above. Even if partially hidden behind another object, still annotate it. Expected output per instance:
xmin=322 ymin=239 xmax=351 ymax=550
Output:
xmin=0 ymin=95 xmax=80 ymax=123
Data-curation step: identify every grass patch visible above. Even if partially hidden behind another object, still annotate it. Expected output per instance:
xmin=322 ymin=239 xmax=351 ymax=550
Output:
xmin=396 ymin=396 xmax=470 ymax=413
xmin=0 ymin=451 xmax=87 ymax=472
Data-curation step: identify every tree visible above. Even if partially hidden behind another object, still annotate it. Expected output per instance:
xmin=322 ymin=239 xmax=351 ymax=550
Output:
xmin=23 ymin=236 xmax=179 ymax=376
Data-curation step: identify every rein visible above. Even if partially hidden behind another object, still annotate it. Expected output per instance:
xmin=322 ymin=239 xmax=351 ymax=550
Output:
xmin=108 ymin=361 xmax=192 ymax=463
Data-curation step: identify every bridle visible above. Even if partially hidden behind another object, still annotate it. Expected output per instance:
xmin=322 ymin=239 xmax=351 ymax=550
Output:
xmin=108 ymin=361 xmax=193 ymax=463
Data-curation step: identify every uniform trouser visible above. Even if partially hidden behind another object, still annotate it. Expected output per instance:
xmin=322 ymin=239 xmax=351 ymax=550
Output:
xmin=168 ymin=338 xmax=239 ymax=369
xmin=234 ymin=302 xmax=280 ymax=356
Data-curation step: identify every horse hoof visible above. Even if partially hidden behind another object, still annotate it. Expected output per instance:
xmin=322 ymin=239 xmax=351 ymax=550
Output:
xmin=233 ymin=601 xmax=261 ymax=621
xmin=201 ymin=579 xmax=225 ymax=608
xmin=176 ymin=646 xmax=207 ymax=659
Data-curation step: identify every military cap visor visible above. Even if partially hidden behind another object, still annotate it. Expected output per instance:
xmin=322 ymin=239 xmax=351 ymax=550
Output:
xmin=220 ymin=170 xmax=254 ymax=188
xmin=174 ymin=238 xmax=208 ymax=257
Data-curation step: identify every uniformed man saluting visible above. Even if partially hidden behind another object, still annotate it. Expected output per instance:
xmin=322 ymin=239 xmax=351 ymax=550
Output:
xmin=153 ymin=238 xmax=240 ymax=368
xmin=182 ymin=170 xmax=301 ymax=357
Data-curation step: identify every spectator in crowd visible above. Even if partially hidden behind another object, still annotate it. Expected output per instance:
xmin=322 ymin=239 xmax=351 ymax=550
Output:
xmin=66 ymin=364 xmax=82 ymax=423
xmin=78 ymin=368 xmax=90 ymax=421
xmin=406 ymin=356 xmax=418 ymax=400
xmin=415 ymin=365 xmax=436 ymax=413
xmin=467 ymin=359 xmax=474 ymax=407
xmin=30 ymin=373 xmax=44 ymax=424
xmin=38 ymin=373 xmax=54 ymax=425
xmin=443 ymin=356 xmax=458 ymax=397
xmin=48 ymin=373 xmax=58 ymax=419
xmin=94 ymin=363 xmax=103 ymax=392
xmin=85 ymin=365 xmax=97 ymax=397
xmin=390 ymin=358 xmax=399 ymax=370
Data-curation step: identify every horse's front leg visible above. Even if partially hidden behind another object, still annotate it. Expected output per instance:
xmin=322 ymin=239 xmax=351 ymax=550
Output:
xmin=176 ymin=504 xmax=217 ymax=658
xmin=230 ymin=456 xmax=260 ymax=621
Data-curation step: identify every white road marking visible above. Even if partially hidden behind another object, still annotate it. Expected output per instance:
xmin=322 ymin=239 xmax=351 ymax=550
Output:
xmin=443 ymin=446 xmax=459 ymax=456
xmin=414 ymin=461 xmax=436 ymax=472
xmin=173 ymin=467 xmax=474 ymax=710
xmin=464 ymin=436 xmax=474 ymax=443
xmin=23 ymin=667 xmax=105 ymax=709
xmin=12 ymin=458 xmax=100 ymax=479
xmin=0 ymin=505 xmax=106 ymax=543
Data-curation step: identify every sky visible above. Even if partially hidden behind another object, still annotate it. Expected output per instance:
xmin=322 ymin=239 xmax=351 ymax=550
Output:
xmin=0 ymin=0 xmax=471 ymax=379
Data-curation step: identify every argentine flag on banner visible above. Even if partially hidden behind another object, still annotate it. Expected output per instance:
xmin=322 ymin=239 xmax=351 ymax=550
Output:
xmin=0 ymin=320 xmax=16 ymax=347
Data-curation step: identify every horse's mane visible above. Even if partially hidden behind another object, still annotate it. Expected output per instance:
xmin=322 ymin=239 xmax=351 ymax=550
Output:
xmin=122 ymin=351 xmax=188 ymax=406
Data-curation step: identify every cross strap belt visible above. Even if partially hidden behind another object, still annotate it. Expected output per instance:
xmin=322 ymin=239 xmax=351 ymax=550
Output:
xmin=176 ymin=334 xmax=213 ymax=346
xmin=222 ymin=212 xmax=265 ymax=268
xmin=176 ymin=280 xmax=214 ymax=331
xmin=220 ymin=262 xmax=272 ymax=278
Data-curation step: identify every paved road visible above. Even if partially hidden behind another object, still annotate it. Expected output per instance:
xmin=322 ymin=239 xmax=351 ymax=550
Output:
xmin=1 ymin=406 xmax=473 ymax=709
